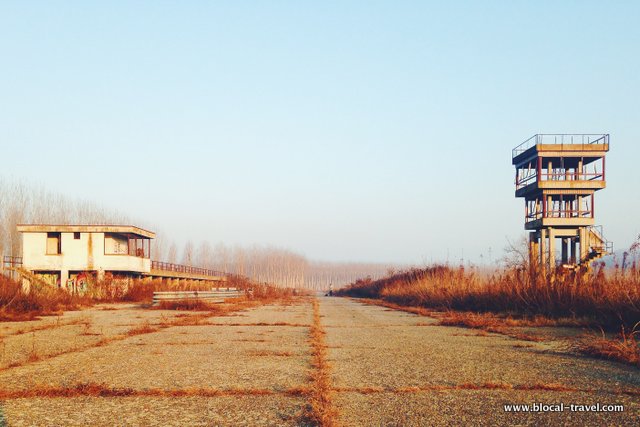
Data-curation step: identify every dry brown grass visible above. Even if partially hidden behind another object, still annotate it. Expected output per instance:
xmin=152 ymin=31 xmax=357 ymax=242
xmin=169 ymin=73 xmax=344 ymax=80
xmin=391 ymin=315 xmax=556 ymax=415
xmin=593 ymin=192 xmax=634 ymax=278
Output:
xmin=125 ymin=322 xmax=158 ymax=336
xmin=436 ymin=311 xmax=547 ymax=342
xmin=0 ymin=272 xmax=299 ymax=323
xmin=303 ymin=298 xmax=339 ymax=427
xmin=458 ymin=381 xmax=514 ymax=390
xmin=208 ymin=322 xmax=309 ymax=327
xmin=2 ymin=382 xmax=634 ymax=400
xmin=333 ymin=382 xmax=582 ymax=394
xmin=0 ymin=383 xmax=314 ymax=399
xmin=0 ymin=275 xmax=93 ymax=321
xmin=3 ymin=316 xmax=88 ymax=337
xmin=574 ymin=326 xmax=640 ymax=367
xmin=355 ymin=298 xmax=549 ymax=342
xmin=249 ymin=350 xmax=294 ymax=357
xmin=156 ymin=299 xmax=220 ymax=311
xmin=356 ymin=288 xmax=640 ymax=366
xmin=338 ymin=264 xmax=640 ymax=330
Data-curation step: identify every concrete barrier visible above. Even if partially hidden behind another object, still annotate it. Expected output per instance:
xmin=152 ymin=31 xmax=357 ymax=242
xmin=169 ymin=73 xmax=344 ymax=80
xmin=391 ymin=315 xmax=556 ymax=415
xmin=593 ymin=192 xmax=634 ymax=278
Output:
xmin=152 ymin=288 xmax=243 ymax=306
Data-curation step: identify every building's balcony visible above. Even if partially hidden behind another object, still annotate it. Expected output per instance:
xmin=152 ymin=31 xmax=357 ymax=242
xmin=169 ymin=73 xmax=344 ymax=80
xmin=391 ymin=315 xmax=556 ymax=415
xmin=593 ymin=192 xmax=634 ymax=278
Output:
xmin=515 ymin=171 xmax=606 ymax=197
xmin=26 ymin=253 xmax=151 ymax=274
xmin=525 ymin=208 xmax=595 ymax=230
xmin=100 ymin=255 xmax=151 ymax=273
xmin=512 ymin=134 xmax=609 ymax=165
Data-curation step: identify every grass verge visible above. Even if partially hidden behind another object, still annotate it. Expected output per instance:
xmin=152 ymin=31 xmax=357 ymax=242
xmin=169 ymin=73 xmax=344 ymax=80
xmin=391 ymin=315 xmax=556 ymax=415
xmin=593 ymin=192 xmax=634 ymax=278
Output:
xmin=303 ymin=298 xmax=338 ymax=427
xmin=336 ymin=264 xmax=640 ymax=330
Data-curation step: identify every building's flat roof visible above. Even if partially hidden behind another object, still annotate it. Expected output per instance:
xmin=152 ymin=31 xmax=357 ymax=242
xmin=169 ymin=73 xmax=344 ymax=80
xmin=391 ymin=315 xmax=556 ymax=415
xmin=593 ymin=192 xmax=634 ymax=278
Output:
xmin=16 ymin=224 xmax=156 ymax=239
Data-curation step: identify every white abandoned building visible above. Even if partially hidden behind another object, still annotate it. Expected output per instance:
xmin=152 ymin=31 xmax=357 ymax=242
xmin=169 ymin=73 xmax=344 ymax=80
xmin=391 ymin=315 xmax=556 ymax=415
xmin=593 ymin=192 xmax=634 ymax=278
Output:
xmin=13 ymin=224 xmax=225 ymax=292
xmin=16 ymin=224 xmax=155 ymax=289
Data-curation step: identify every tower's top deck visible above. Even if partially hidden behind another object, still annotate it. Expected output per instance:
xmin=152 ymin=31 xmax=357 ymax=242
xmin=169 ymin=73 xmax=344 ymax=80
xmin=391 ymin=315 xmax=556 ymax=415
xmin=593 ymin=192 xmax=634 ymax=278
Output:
xmin=512 ymin=134 xmax=609 ymax=166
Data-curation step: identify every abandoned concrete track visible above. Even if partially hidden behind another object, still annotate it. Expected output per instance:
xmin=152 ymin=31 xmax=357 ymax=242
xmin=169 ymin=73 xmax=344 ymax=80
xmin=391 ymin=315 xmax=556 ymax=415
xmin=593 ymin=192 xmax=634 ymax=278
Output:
xmin=0 ymin=297 xmax=637 ymax=426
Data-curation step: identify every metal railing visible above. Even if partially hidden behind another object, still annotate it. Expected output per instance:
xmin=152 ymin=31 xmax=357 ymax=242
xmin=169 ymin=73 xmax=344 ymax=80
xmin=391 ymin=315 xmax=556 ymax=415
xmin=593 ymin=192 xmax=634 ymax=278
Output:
xmin=152 ymin=288 xmax=243 ymax=306
xmin=516 ymin=171 xmax=605 ymax=190
xmin=2 ymin=256 xmax=23 ymax=269
xmin=512 ymin=134 xmax=609 ymax=159
xmin=525 ymin=210 xmax=592 ymax=222
xmin=151 ymin=261 xmax=227 ymax=278
xmin=587 ymin=225 xmax=614 ymax=254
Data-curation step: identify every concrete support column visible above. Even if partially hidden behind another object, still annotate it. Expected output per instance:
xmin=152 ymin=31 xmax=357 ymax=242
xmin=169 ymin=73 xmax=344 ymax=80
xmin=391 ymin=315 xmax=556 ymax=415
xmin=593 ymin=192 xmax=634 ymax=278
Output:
xmin=60 ymin=270 xmax=69 ymax=288
xmin=548 ymin=228 xmax=555 ymax=271
xmin=579 ymin=227 xmax=588 ymax=264
xmin=577 ymin=196 xmax=582 ymax=217
xmin=529 ymin=232 xmax=539 ymax=268
xmin=539 ymin=228 xmax=547 ymax=275
xmin=570 ymin=238 xmax=577 ymax=264
xmin=561 ymin=238 xmax=569 ymax=264
xmin=578 ymin=159 xmax=583 ymax=180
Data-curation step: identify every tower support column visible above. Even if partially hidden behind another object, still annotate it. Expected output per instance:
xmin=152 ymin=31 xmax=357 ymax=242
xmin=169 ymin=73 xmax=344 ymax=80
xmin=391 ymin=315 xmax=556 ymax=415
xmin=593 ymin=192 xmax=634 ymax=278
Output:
xmin=529 ymin=232 xmax=539 ymax=268
xmin=548 ymin=227 xmax=555 ymax=270
xmin=539 ymin=228 xmax=547 ymax=276
xmin=561 ymin=238 xmax=568 ymax=264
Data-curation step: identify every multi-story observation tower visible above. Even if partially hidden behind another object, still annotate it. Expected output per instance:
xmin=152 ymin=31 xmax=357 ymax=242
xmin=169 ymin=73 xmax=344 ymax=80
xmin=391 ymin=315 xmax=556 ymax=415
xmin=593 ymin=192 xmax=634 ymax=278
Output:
xmin=512 ymin=134 xmax=613 ymax=273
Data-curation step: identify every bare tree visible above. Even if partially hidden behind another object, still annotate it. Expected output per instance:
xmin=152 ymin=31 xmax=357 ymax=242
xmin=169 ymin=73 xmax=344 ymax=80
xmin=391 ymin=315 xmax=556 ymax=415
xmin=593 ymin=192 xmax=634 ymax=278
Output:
xmin=167 ymin=243 xmax=178 ymax=264
xmin=182 ymin=241 xmax=194 ymax=266
xmin=196 ymin=241 xmax=213 ymax=269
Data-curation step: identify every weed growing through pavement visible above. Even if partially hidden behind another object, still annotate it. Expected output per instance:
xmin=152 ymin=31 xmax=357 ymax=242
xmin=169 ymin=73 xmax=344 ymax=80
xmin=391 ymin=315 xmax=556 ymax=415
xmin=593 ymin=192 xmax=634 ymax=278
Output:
xmin=302 ymin=298 xmax=338 ymax=427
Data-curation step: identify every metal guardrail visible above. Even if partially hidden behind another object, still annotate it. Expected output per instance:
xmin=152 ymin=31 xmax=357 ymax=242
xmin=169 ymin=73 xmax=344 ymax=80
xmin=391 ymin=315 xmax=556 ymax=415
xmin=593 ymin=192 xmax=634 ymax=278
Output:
xmin=525 ymin=210 xmax=592 ymax=222
xmin=152 ymin=288 xmax=243 ymax=306
xmin=151 ymin=261 xmax=227 ymax=278
xmin=587 ymin=225 xmax=614 ymax=254
xmin=516 ymin=171 xmax=604 ymax=190
xmin=512 ymin=134 xmax=609 ymax=159
xmin=2 ymin=256 xmax=23 ymax=269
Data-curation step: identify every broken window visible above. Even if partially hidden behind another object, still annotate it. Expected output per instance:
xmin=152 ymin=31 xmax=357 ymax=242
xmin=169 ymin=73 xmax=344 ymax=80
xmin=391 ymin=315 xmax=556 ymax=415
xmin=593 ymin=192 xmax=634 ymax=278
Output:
xmin=46 ymin=232 xmax=61 ymax=255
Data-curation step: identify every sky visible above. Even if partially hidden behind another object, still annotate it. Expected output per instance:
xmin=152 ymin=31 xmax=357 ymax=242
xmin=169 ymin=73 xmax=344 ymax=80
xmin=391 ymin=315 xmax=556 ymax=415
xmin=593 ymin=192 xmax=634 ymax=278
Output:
xmin=1 ymin=1 xmax=639 ymax=264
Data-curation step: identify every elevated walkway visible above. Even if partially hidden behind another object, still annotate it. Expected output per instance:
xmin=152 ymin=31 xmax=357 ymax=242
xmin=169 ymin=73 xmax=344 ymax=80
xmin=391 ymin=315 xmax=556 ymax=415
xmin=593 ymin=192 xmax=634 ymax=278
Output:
xmin=146 ymin=261 xmax=228 ymax=282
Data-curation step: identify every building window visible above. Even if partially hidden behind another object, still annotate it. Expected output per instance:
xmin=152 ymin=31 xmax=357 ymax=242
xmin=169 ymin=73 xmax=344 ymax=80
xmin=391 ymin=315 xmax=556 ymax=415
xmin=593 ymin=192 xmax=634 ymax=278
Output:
xmin=46 ymin=232 xmax=61 ymax=255
xmin=104 ymin=233 xmax=129 ymax=255
xmin=74 ymin=232 xmax=81 ymax=240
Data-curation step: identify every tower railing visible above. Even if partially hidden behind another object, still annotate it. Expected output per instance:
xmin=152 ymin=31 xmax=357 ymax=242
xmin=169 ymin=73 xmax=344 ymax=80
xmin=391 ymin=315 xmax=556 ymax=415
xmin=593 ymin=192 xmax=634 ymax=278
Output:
xmin=516 ymin=169 xmax=605 ymax=190
xmin=587 ymin=225 xmax=614 ymax=254
xmin=525 ymin=209 xmax=593 ymax=223
xmin=512 ymin=134 xmax=609 ymax=159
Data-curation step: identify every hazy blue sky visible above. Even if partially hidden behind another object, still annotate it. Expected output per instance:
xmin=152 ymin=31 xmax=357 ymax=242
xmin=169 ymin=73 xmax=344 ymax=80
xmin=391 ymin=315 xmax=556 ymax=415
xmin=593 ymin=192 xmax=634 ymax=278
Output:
xmin=1 ymin=1 xmax=638 ymax=264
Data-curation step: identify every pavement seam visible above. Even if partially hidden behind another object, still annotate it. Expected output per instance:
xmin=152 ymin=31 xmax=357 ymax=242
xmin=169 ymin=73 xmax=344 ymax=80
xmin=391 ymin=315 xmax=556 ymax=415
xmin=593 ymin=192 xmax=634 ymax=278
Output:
xmin=303 ymin=298 xmax=339 ymax=427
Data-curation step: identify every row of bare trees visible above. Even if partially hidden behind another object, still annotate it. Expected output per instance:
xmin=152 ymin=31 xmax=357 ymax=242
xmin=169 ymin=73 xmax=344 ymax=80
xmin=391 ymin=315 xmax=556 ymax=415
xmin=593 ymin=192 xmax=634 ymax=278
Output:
xmin=0 ymin=177 xmax=397 ymax=289
xmin=0 ymin=178 xmax=131 ymax=258
xmin=158 ymin=239 xmax=394 ymax=289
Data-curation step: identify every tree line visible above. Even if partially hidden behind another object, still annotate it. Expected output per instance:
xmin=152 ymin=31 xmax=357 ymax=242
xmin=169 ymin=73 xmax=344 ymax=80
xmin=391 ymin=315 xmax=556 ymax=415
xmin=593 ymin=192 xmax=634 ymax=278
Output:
xmin=0 ymin=177 xmax=397 ymax=289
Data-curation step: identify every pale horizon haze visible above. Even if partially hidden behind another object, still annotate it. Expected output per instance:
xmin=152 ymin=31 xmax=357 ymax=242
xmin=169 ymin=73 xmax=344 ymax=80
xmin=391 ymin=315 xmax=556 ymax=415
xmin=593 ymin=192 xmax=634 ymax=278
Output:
xmin=1 ymin=1 xmax=639 ymax=264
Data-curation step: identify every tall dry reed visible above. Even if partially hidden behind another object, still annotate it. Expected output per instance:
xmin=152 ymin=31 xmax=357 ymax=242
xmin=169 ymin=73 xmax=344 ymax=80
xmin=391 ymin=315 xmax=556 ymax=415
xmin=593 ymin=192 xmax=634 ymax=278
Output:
xmin=338 ymin=263 xmax=640 ymax=330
